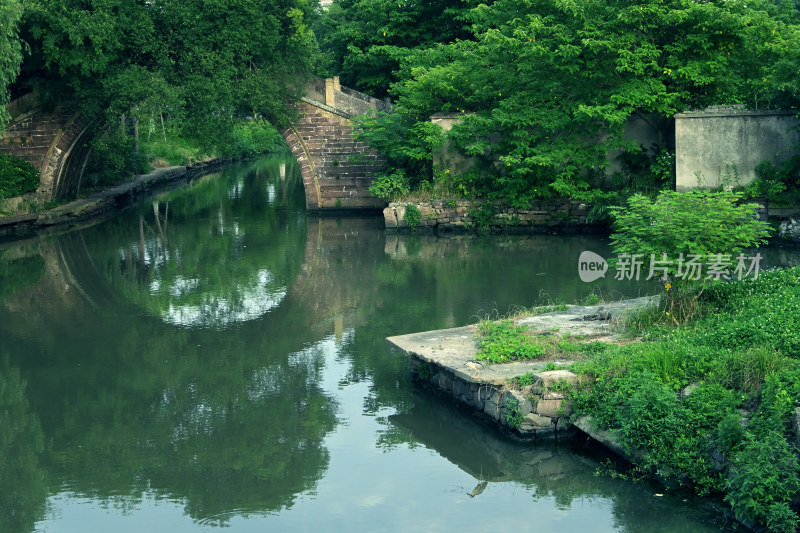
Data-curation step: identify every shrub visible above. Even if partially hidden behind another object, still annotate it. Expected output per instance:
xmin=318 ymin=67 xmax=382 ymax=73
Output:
xmin=0 ymin=153 xmax=40 ymax=199
xmin=404 ymin=204 xmax=421 ymax=228
xmin=725 ymin=432 xmax=800 ymax=533
xmin=609 ymin=190 xmax=772 ymax=323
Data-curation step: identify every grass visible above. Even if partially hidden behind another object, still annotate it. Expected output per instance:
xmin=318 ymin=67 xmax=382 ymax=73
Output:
xmin=476 ymin=268 xmax=800 ymax=531
xmin=564 ymin=266 xmax=800 ymax=532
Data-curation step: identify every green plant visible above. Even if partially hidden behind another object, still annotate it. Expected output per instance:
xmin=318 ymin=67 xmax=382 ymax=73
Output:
xmin=404 ymin=204 xmax=421 ymax=228
xmin=475 ymin=319 xmax=546 ymax=363
xmin=0 ymin=153 xmax=40 ymax=200
xmin=516 ymin=371 xmax=536 ymax=386
xmin=725 ymin=432 xmax=800 ymax=533
xmin=503 ymin=397 xmax=525 ymax=428
xmin=581 ymin=293 xmax=602 ymax=306
xmin=468 ymin=203 xmax=497 ymax=230
xmin=609 ymin=190 xmax=773 ymax=324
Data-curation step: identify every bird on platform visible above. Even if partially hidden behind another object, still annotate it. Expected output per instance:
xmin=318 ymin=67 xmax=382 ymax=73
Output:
xmin=465 ymin=361 xmax=482 ymax=379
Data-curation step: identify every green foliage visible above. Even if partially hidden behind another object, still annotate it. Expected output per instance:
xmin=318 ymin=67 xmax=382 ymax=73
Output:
xmin=475 ymin=319 xmax=545 ymax=363
xmin=740 ymin=157 xmax=800 ymax=205
xmin=21 ymin=0 xmax=320 ymax=153
xmin=609 ymin=190 xmax=772 ymax=323
xmin=83 ymin=129 xmax=148 ymax=191
xmin=571 ymin=266 xmax=800 ymax=531
xmin=725 ymin=433 xmax=800 ymax=533
xmin=403 ymin=204 xmax=421 ymax=228
xmin=354 ymin=111 xmax=444 ymax=200
xmin=217 ymin=120 xmax=286 ymax=160
xmin=0 ymin=153 xmax=39 ymax=199
xmin=515 ymin=371 xmax=536 ymax=387
xmin=467 ymin=203 xmax=497 ymax=230
xmin=327 ymin=0 xmax=800 ymax=205
xmin=503 ymin=397 xmax=525 ymax=428
xmin=314 ymin=0 xmax=474 ymax=97
xmin=0 ymin=0 xmax=23 ymax=131
xmin=613 ymin=147 xmax=675 ymax=195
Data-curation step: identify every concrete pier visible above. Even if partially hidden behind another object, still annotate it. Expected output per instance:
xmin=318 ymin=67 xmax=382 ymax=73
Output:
xmin=387 ymin=297 xmax=656 ymax=441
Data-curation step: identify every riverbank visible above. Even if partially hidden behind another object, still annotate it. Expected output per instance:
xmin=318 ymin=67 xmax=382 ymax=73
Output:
xmin=0 ymin=159 xmax=227 ymax=239
xmin=388 ymin=271 xmax=800 ymax=533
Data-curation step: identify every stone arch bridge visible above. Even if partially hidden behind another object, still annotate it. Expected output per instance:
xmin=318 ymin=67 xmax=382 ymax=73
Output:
xmin=0 ymin=78 xmax=387 ymax=212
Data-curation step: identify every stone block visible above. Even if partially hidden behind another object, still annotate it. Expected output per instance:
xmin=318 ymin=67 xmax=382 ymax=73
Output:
xmin=483 ymin=398 xmax=499 ymax=419
xmin=556 ymin=417 xmax=572 ymax=433
xmin=536 ymin=370 xmax=578 ymax=388
xmin=542 ymin=391 xmax=565 ymax=400
xmin=525 ymin=413 xmax=553 ymax=428
xmin=504 ymin=390 xmax=532 ymax=416
xmin=537 ymin=399 xmax=573 ymax=417
xmin=438 ymin=371 xmax=453 ymax=391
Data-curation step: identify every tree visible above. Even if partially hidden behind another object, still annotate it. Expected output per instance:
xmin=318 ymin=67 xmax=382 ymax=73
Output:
xmin=334 ymin=0 xmax=800 ymax=203
xmin=315 ymin=0 xmax=475 ymax=96
xmin=0 ymin=0 xmax=24 ymax=132
xmin=20 ymin=0 xmax=323 ymax=150
xmin=609 ymin=190 xmax=773 ymax=322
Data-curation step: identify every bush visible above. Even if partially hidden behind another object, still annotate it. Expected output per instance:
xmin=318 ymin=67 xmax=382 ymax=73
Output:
xmin=83 ymin=130 xmax=148 ymax=190
xmin=218 ymin=120 xmax=285 ymax=159
xmin=725 ymin=432 xmax=800 ymax=533
xmin=0 ymin=153 xmax=40 ymax=199
xmin=609 ymin=190 xmax=772 ymax=323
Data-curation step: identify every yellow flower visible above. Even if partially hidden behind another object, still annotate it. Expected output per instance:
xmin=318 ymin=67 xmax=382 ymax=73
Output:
xmin=665 ymin=282 xmax=672 ymax=291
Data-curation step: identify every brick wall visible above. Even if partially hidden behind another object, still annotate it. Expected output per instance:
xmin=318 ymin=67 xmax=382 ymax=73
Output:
xmin=282 ymin=101 xmax=385 ymax=211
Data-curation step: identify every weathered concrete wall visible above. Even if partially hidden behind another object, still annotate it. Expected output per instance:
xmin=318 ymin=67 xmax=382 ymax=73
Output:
xmin=0 ymin=94 xmax=94 ymax=201
xmin=384 ymin=199 xmax=591 ymax=231
xmin=675 ymin=107 xmax=800 ymax=191
xmin=282 ymin=101 xmax=386 ymax=211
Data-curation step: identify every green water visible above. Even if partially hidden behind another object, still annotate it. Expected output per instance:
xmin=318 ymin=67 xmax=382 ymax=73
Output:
xmin=0 ymin=155 xmax=749 ymax=532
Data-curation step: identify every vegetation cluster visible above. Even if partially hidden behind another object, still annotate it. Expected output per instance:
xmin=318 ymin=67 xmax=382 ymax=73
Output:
xmin=317 ymin=0 xmax=800 ymax=207
xmin=0 ymin=152 xmax=39 ymax=200
xmin=476 ymin=193 xmax=796 ymax=531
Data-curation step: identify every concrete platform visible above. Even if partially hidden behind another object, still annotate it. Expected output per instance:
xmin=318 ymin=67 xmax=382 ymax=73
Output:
xmin=387 ymin=297 xmax=657 ymax=386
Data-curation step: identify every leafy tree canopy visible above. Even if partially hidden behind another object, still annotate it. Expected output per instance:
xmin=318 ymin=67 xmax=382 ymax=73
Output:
xmin=315 ymin=0 xmax=476 ymax=96
xmin=330 ymin=0 xmax=800 ymax=203
xmin=0 ymin=0 xmax=24 ymax=131
xmin=17 ymin=0 xmax=324 ymax=149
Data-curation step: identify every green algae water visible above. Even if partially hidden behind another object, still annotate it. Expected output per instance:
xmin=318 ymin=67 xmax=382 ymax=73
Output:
xmin=0 ymin=155 xmax=755 ymax=532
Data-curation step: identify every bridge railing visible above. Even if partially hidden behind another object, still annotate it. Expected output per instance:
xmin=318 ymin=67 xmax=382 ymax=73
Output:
xmin=303 ymin=77 xmax=391 ymax=117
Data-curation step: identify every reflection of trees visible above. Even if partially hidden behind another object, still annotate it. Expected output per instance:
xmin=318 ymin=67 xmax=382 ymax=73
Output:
xmin=0 ymin=155 xmax=340 ymax=529
xmin=98 ymin=155 xmax=307 ymax=328
xmin=0 ymin=356 xmax=47 ymax=533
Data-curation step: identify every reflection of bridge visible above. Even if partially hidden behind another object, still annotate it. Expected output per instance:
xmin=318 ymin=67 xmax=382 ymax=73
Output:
xmin=0 ymin=78 xmax=388 ymax=211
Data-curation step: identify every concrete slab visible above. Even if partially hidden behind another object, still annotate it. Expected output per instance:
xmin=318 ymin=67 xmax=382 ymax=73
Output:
xmin=386 ymin=297 xmax=657 ymax=386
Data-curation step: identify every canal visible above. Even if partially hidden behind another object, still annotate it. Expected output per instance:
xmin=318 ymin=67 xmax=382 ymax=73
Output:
xmin=1 ymin=155 xmax=764 ymax=532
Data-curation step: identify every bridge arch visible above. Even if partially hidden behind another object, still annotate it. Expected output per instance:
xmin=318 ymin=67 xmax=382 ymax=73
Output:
xmin=281 ymin=78 xmax=388 ymax=212
xmin=2 ymin=78 xmax=387 ymax=210
xmin=0 ymin=92 xmax=95 ymax=201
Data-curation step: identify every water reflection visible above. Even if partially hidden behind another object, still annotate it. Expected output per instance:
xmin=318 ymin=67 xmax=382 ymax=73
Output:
xmin=390 ymin=389 xmax=730 ymax=532
xmin=2 ymin=155 xmax=792 ymax=531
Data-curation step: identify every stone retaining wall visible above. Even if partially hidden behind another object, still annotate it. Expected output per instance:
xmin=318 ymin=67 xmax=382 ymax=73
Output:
xmin=410 ymin=356 xmax=579 ymax=441
xmin=384 ymin=199 xmax=591 ymax=231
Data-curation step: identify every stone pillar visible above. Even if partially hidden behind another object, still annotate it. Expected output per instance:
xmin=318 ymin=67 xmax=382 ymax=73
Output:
xmin=325 ymin=78 xmax=335 ymax=107
xmin=333 ymin=76 xmax=341 ymax=91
